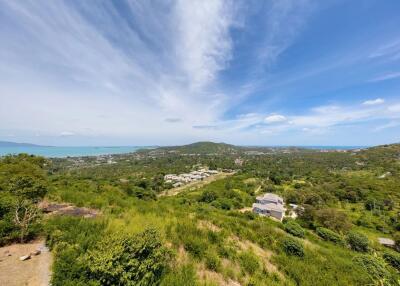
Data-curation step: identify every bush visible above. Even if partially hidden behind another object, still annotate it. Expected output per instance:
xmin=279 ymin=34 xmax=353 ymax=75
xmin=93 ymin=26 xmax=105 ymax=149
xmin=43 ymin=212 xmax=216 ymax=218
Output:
xmin=394 ymin=232 xmax=400 ymax=252
xmin=383 ymin=251 xmax=400 ymax=271
xmin=183 ymin=237 xmax=207 ymax=258
xmin=239 ymin=251 xmax=260 ymax=274
xmin=284 ymin=221 xmax=305 ymax=238
xmin=205 ymin=252 xmax=221 ymax=271
xmin=282 ymin=237 xmax=304 ymax=257
xmin=316 ymin=227 xmax=343 ymax=244
xmin=353 ymin=254 xmax=393 ymax=286
xmin=346 ymin=231 xmax=369 ymax=252
xmin=200 ymin=190 xmax=218 ymax=203
xmin=85 ymin=229 xmax=170 ymax=286
xmin=211 ymin=198 xmax=233 ymax=210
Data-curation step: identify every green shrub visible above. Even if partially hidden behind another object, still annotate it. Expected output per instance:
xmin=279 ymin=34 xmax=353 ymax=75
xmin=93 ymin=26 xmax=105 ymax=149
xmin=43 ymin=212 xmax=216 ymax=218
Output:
xmin=239 ymin=251 xmax=260 ymax=274
xmin=383 ymin=251 xmax=400 ymax=271
xmin=394 ymin=232 xmax=400 ymax=252
xmin=346 ymin=231 xmax=369 ymax=252
xmin=183 ymin=237 xmax=207 ymax=258
xmin=353 ymin=254 xmax=393 ymax=286
xmin=316 ymin=227 xmax=343 ymax=244
xmin=85 ymin=229 xmax=170 ymax=286
xmin=284 ymin=221 xmax=305 ymax=238
xmin=205 ymin=251 xmax=221 ymax=271
xmin=200 ymin=190 xmax=218 ymax=203
xmin=282 ymin=237 xmax=304 ymax=257
xmin=207 ymin=230 xmax=222 ymax=244
xmin=211 ymin=198 xmax=232 ymax=210
xmin=243 ymin=211 xmax=256 ymax=220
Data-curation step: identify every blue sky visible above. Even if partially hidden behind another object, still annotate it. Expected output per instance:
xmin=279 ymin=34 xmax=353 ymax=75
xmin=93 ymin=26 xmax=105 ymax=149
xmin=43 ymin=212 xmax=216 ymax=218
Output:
xmin=0 ymin=0 xmax=399 ymax=146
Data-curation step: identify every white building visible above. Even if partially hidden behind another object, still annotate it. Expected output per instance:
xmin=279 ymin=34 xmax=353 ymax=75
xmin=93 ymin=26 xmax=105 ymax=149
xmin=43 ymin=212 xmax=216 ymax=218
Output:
xmin=252 ymin=193 xmax=285 ymax=221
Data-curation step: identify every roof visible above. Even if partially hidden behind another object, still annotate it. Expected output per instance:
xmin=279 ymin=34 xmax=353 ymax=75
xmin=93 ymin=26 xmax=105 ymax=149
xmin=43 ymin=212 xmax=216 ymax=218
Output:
xmin=256 ymin=193 xmax=283 ymax=203
xmin=252 ymin=202 xmax=284 ymax=212
xmin=378 ymin=237 xmax=395 ymax=246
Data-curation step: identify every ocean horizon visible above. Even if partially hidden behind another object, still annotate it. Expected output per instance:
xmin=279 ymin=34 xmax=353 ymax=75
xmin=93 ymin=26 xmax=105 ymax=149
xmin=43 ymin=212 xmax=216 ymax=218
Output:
xmin=0 ymin=146 xmax=154 ymax=158
xmin=0 ymin=145 xmax=367 ymax=158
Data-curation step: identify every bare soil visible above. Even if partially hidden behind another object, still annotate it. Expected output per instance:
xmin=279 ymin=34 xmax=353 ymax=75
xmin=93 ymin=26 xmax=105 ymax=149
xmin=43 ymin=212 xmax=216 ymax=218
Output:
xmin=0 ymin=239 xmax=52 ymax=286
xmin=39 ymin=201 xmax=99 ymax=218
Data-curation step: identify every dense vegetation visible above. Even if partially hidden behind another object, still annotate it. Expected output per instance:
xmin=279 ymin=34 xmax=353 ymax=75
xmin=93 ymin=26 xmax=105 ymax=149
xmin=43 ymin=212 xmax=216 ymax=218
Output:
xmin=1 ymin=142 xmax=400 ymax=285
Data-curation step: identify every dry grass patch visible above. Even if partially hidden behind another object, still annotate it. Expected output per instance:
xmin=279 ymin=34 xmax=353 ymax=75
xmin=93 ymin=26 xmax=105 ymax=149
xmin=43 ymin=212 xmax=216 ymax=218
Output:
xmin=197 ymin=262 xmax=242 ymax=286
xmin=230 ymin=236 xmax=285 ymax=280
xmin=197 ymin=220 xmax=221 ymax=232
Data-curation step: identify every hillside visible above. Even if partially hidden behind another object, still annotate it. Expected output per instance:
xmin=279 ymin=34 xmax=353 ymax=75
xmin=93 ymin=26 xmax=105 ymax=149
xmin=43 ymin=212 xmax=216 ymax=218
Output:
xmin=1 ymin=143 xmax=400 ymax=285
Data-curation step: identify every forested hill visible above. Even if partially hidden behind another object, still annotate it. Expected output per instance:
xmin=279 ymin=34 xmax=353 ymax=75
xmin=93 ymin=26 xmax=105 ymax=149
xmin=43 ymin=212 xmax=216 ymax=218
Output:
xmin=139 ymin=141 xmax=310 ymax=156
xmin=145 ymin=141 xmax=239 ymax=155
xmin=0 ymin=141 xmax=43 ymax=147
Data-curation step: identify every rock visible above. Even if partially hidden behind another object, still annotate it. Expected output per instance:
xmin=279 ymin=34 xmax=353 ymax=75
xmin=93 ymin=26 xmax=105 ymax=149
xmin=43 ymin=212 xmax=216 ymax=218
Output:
xmin=19 ymin=255 xmax=31 ymax=261
xmin=30 ymin=250 xmax=41 ymax=256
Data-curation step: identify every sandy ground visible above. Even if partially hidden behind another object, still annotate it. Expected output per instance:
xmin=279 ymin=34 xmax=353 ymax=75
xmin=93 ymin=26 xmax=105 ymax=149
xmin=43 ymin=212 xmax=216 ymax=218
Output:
xmin=0 ymin=239 xmax=52 ymax=286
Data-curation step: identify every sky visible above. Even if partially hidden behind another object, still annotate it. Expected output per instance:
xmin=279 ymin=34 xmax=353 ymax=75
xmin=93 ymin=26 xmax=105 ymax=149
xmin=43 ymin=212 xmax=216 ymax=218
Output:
xmin=0 ymin=0 xmax=400 ymax=146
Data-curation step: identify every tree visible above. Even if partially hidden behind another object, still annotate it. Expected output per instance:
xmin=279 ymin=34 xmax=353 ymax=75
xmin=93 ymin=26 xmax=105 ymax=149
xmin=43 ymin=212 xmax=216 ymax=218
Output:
xmin=13 ymin=200 xmax=39 ymax=243
xmin=315 ymin=208 xmax=351 ymax=232
xmin=8 ymin=175 xmax=47 ymax=242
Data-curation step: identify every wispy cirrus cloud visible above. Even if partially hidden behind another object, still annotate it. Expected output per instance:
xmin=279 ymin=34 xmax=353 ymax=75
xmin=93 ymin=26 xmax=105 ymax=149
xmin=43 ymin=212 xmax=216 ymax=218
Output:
xmin=0 ymin=0 xmax=239 ymax=144
xmin=370 ymin=72 xmax=400 ymax=82
xmin=362 ymin=98 xmax=385 ymax=105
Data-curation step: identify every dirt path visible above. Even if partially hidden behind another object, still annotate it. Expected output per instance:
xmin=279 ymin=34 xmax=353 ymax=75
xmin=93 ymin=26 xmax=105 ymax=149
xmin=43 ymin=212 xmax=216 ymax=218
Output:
xmin=158 ymin=172 xmax=235 ymax=197
xmin=0 ymin=239 xmax=52 ymax=286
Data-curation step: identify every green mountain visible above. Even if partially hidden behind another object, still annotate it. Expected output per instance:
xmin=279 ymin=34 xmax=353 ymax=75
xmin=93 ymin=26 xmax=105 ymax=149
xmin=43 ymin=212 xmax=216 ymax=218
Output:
xmin=153 ymin=141 xmax=239 ymax=154
xmin=0 ymin=141 xmax=43 ymax=147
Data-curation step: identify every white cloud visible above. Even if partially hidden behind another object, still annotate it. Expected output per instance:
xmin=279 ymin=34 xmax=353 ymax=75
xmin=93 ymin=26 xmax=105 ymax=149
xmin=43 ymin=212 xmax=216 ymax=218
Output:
xmin=362 ymin=98 xmax=385 ymax=106
xmin=370 ymin=72 xmax=400 ymax=82
xmin=60 ymin=131 xmax=75 ymax=137
xmin=369 ymin=40 xmax=400 ymax=60
xmin=174 ymin=0 xmax=236 ymax=88
xmin=264 ymin=114 xmax=287 ymax=123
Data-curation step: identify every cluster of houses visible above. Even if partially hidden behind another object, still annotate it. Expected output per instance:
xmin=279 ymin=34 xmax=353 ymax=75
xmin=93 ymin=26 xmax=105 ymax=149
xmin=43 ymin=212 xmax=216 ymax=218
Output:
xmin=164 ymin=169 xmax=219 ymax=188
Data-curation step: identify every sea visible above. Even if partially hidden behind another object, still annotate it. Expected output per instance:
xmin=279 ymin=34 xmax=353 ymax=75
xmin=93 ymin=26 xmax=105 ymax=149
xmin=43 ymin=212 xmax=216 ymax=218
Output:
xmin=0 ymin=145 xmax=366 ymax=158
xmin=0 ymin=146 xmax=153 ymax=158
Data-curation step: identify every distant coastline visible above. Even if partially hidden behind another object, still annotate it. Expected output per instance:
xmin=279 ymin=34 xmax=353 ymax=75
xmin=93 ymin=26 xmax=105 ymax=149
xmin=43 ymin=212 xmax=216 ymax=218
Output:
xmin=0 ymin=143 xmax=366 ymax=158
xmin=0 ymin=146 xmax=153 ymax=158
